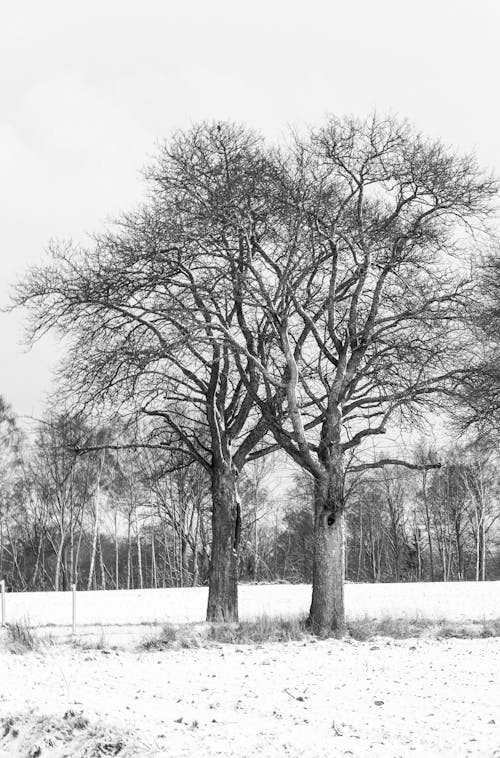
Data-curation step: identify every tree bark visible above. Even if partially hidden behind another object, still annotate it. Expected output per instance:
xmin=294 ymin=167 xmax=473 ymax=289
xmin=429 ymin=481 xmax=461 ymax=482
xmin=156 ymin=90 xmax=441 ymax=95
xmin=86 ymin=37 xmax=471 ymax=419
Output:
xmin=192 ymin=510 xmax=200 ymax=587
xmin=126 ymin=510 xmax=132 ymax=589
xmin=421 ymin=470 xmax=435 ymax=582
xmin=98 ymin=533 xmax=106 ymax=590
xmin=88 ymin=451 xmax=104 ymax=591
xmin=481 ymin=517 xmax=486 ymax=581
xmin=206 ymin=464 xmax=240 ymax=622
xmin=309 ymin=472 xmax=346 ymax=636
xmin=135 ymin=507 xmax=143 ymax=590
xmin=54 ymin=533 xmax=65 ymax=592
xmin=151 ymin=518 xmax=158 ymax=589
xmin=114 ymin=509 xmax=119 ymax=589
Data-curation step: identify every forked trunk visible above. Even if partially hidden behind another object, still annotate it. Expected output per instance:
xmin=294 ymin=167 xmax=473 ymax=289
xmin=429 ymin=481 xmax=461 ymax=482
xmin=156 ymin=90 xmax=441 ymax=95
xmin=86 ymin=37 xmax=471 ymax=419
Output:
xmin=206 ymin=464 xmax=241 ymax=622
xmin=309 ymin=472 xmax=346 ymax=636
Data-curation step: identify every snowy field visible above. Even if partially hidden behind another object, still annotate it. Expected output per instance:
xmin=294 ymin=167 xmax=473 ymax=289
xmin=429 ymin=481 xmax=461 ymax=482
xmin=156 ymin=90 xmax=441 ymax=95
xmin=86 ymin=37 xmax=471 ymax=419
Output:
xmin=2 ymin=581 xmax=500 ymax=630
xmin=1 ymin=637 xmax=500 ymax=757
xmin=1 ymin=583 xmax=500 ymax=757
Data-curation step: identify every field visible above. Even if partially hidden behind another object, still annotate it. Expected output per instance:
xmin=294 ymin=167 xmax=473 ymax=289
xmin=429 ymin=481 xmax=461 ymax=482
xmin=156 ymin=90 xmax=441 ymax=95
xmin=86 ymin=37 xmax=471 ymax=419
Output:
xmin=1 ymin=582 xmax=500 ymax=757
xmin=2 ymin=580 xmax=500 ymax=635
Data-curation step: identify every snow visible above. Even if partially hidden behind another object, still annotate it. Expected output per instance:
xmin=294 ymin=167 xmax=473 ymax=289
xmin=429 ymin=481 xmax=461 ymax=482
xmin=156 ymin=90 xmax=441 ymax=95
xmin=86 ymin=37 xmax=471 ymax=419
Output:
xmin=1 ymin=583 xmax=500 ymax=756
xmin=1 ymin=637 xmax=500 ymax=756
xmin=1 ymin=581 xmax=499 ymax=629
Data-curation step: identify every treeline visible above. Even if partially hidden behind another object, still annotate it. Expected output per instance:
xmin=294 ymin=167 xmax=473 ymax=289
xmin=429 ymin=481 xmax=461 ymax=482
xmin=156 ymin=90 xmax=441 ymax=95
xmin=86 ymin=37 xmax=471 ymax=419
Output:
xmin=261 ymin=451 xmax=500 ymax=585
xmin=1 ymin=408 xmax=498 ymax=591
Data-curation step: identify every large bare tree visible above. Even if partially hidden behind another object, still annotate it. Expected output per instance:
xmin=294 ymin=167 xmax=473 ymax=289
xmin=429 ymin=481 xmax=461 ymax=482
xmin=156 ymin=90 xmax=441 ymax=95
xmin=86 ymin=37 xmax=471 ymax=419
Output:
xmin=213 ymin=115 xmax=497 ymax=633
xmin=14 ymin=123 xmax=276 ymax=620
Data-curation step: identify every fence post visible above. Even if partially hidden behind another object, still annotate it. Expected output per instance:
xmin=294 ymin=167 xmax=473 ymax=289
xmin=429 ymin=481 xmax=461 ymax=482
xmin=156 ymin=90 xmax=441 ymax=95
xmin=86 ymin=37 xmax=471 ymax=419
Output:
xmin=0 ymin=580 xmax=5 ymax=627
xmin=71 ymin=584 xmax=76 ymax=635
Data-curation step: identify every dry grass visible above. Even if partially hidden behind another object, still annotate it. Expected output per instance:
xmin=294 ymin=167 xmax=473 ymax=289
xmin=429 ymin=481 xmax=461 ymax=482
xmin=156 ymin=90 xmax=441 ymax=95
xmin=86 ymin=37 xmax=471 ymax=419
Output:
xmin=140 ymin=622 xmax=199 ymax=650
xmin=140 ymin=615 xmax=308 ymax=650
xmin=0 ymin=709 xmax=143 ymax=756
xmin=209 ymin=615 xmax=307 ymax=644
xmin=139 ymin=614 xmax=500 ymax=649
xmin=437 ymin=618 xmax=500 ymax=638
xmin=4 ymin=618 xmax=40 ymax=654
xmin=141 ymin=614 xmax=500 ymax=648
xmin=71 ymin=628 xmax=114 ymax=652
xmin=347 ymin=615 xmax=500 ymax=641
xmin=7 ymin=613 xmax=496 ymax=654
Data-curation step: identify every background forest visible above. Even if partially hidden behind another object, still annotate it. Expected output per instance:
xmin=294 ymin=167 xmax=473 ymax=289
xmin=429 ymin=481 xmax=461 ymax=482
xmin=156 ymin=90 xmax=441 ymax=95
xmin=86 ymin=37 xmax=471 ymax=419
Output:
xmin=2 ymin=406 xmax=499 ymax=592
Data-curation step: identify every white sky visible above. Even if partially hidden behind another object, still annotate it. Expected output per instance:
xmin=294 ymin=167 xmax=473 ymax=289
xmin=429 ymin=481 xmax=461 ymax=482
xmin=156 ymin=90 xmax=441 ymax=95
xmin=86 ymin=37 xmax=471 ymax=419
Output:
xmin=1 ymin=0 xmax=500 ymax=422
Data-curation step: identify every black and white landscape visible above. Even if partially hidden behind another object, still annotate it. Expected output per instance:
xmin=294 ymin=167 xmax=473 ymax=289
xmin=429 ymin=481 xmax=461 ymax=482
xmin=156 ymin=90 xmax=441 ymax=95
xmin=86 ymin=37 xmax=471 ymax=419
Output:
xmin=1 ymin=2 xmax=500 ymax=756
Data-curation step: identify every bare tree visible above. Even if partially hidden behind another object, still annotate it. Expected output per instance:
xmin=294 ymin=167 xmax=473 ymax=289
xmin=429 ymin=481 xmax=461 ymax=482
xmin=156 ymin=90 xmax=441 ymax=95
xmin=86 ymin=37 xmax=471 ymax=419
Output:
xmin=381 ymin=470 xmax=409 ymax=583
xmin=460 ymin=451 xmax=500 ymax=581
xmin=220 ymin=115 xmax=497 ymax=633
xmin=27 ymin=416 xmax=92 ymax=591
xmin=13 ymin=123 xmax=279 ymax=620
xmin=0 ymin=398 xmax=21 ymax=583
xmin=238 ymin=455 xmax=277 ymax=581
xmin=414 ymin=442 xmax=439 ymax=581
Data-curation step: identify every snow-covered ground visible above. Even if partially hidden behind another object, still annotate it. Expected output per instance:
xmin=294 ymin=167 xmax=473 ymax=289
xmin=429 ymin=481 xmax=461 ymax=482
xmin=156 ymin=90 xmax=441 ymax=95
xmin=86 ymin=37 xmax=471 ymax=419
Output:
xmin=1 ymin=637 xmax=500 ymax=757
xmin=2 ymin=581 xmax=500 ymax=629
xmin=1 ymin=583 xmax=500 ymax=757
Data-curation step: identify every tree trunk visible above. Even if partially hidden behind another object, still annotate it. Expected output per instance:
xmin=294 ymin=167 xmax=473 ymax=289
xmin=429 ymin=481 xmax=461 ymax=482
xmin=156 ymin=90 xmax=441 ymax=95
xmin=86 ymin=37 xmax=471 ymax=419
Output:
xmin=88 ymin=452 xmax=104 ymax=591
xmin=356 ymin=501 xmax=363 ymax=582
xmin=69 ymin=518 xmax=75 ymax=586
xmin=309 ymin=472 xmax=346 ymax=636
xmin=475 ymin=511 xmax=480 ymax=581
xmin=192 ymin=510 xmax=200 ymax=587
xmin=98 ymin=533 xmax=106 ymax=590
xmin=135 ymin=508 xmax=143 ymax=590
xmin=206 ymin=464 xmax=240 ymax=622
xmin=126 ymin=511 xmax=132 ymax=589
xmin=31 ymin=535 xmax=43 ymax=588
xmin=151 ymin=520 xmax=158 ymax=589
xmin=421 ymin=471 xmax=435 ymax=582
xmin=114 ymin=509 xmax=119 ymax=589
xmin=54 ymin=534 xmax=65 ymax=592
xmin=481 ymin=517 xmax=486 ymax=581
xmin=162 ymin=518 xmax=173 ymax=587
xmin=254 ymin=483 xmax=259 ymax=582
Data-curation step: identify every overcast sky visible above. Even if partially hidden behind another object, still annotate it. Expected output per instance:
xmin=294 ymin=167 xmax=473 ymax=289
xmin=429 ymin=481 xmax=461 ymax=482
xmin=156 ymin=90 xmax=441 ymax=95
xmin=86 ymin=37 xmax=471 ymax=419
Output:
xmin=2 ymin=0 xmax=500 ymax=422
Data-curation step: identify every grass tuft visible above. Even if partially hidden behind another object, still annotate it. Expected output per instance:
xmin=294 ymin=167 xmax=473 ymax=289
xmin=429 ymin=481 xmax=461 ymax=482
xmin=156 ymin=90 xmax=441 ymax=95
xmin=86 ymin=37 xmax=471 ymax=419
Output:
xmin=0 ymin=711 xmax=140 ymax=756
xmin=4 ymin=619 xmax=39 ymax=654
xmin=141 ymin=622 xmax=203 ymax=650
